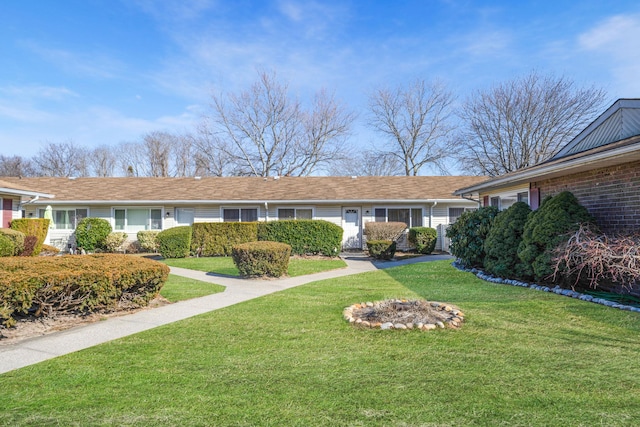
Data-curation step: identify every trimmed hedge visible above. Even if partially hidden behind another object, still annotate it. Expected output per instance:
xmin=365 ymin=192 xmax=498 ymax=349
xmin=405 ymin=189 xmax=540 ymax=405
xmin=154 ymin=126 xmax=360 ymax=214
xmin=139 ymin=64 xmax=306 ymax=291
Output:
xmin=0 ymin=229 xmax=25 ymax=256
xmin=518 ymin=191 xmax=595 ymax=282
xmin=157 ymin=226 xmax=192 ymax=258
xmin=0 ymin=234 xmax=14 ymax=257
xmin=104 ymin=232 xmax=128 ymax=253
xmin=367 ymin=240 xmax=396 ymax=260
xmin=137 ymin=230 xmax=160 ymax=253
xmin=10 ymin=218 xmax=50 ymax=256
xmin=75 ymin=217 xmax=112 ymax=251
xmin=483 ymin=202 xmax=531 ymax=279
xmin=408 ymin=227 xmax=437 ymax=254
xmin=446 ymin=206 xmax=499 ymax=268
xmin=192 ymin=222 xmax=258 ymax=256
xmin=232 ymin=241 xmax=291 ymax=278
xmin=0 ymin=254 xmax=169 ymax=327
xmin=257 ymin=220 xmax=342 ymax=257
xmin=364 ymin=222 xmax=407 ymax=241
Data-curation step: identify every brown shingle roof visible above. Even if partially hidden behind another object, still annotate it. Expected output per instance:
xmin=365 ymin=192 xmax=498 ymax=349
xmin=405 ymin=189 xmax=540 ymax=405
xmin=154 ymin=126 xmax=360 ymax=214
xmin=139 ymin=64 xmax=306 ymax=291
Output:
xmin=0 ymin=176 xmax=486 ymax=203
xmin=0 ymin=179 xmax=53 ymax=196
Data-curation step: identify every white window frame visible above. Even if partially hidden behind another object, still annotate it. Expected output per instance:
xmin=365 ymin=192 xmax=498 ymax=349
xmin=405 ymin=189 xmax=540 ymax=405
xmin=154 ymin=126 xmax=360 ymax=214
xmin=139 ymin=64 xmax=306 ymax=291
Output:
xmin=38 ymin=207 xmax=89 ymax=230
xmin=113 ymin=207 xmax=163 ymax=232
xmin=517 ymin=191 xmax=529 ymax=205
xmin=373 ymin=206 xmax=423 ymax=228
xmin=277 ymin=207 xmax=314 ymax=220
xmin=221 ymin=206 xmax=260 ymax=222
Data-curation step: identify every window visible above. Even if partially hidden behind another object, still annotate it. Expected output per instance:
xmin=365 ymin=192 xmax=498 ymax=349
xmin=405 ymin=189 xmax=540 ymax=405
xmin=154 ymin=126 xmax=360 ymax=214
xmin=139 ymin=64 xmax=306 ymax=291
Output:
xmin=114 ymin=208 xmax=162 ymax=232
xmin=175 ymin=208 xmax=195 ymax=226
xmin=39 ymin=208 xmax=87 ymax=230
xmin=374 ymin=208 xmax=422 ymax=227
xmin=223 ymin=208 xmax=258 ymax=222
xmin=517 ymin=192 xmax=529 ymax=205
xmin=277 ymin=208 xmax=313 ymax=220
xmin=490 ymin=197 xmax=500 ymax=208
xmin=448 ymin=207 xmax=475 ymax=223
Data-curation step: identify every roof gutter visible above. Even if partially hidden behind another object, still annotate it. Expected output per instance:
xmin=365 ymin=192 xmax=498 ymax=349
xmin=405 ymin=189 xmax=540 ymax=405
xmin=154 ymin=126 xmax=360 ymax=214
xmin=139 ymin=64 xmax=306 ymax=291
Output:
xmin=30 ymin=198 xmax=476 ymax=205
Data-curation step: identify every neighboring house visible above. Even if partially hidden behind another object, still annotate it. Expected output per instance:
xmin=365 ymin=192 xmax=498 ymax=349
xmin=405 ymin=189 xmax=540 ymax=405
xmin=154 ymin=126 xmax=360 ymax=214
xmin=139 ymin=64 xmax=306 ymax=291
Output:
xmin=0 ymin=175 xmax=485 ymax=252
xmin=0 ymin=179 xmax=53 ymax=229
xmin=454 ymin=98 xmax=640 ymax=233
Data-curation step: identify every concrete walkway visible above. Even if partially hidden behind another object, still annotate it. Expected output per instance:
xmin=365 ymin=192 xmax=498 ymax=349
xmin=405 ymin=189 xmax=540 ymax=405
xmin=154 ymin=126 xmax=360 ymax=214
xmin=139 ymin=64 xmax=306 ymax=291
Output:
xmin=0 ymin=253 xmax=452 ymax=374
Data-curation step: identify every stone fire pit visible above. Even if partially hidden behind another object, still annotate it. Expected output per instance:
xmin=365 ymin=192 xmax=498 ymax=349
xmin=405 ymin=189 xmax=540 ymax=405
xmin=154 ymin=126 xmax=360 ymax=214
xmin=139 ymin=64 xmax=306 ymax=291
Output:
xmin=344 ymin=299 xmax=464 ymax=331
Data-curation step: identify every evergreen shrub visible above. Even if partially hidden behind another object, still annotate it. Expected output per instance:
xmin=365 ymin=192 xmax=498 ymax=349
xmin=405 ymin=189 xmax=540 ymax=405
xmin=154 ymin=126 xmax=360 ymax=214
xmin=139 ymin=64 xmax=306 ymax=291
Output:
xmin=367 ymin=240 xmax=397 ymax=260
xmin=137 ymin=230 xmax=160 ymax=253
xmin=10 ymin=218 xmax=50 ymax=256
xmin=0 ymin=228 xmax=25 ymax=256
xmin=446 ymin=206 xmax=499 ymax=268
xmin=408 ymin=227 xmax=437 ymax=254
xmin=257 ymin=220 xmax=342 ymax=257
xmin=0 ymin=234 xmax=14 ymax=257
xmin=483 ymin=202 xmax=531 ymax=279
xmin=104 ymin=232 xmax=128 ymax=253
xmin=157 ymin=226 xmax=192 ymax=258
xmin=231 ymin=241 xmax=291 ymax=278
xmin=75 ymin=217 xmax=112 ymax=251
xmin=0 ymin=254 xmax=169 ymax=327
xmin=192 ymin=222 xmax=258 ymax=256
xmin=518 ymin=191 xmax=595 ymax=282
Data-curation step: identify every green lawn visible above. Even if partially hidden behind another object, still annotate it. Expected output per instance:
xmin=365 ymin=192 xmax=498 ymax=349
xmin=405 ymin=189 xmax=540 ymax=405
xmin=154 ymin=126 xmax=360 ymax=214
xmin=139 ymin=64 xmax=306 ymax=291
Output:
xmin=2 ymin=260 xmax=640 ymax=426
xmin=160 ymin=256 xmax=347 ymax=277
xmin=159 ymin=274 xmax=225 ymax=302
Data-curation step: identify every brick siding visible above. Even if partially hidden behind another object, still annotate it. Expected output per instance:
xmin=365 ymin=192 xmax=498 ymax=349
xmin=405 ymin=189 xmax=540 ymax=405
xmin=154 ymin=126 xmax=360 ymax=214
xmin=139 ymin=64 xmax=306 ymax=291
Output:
xmin=532 ymin=160 xmax=640 ymax=233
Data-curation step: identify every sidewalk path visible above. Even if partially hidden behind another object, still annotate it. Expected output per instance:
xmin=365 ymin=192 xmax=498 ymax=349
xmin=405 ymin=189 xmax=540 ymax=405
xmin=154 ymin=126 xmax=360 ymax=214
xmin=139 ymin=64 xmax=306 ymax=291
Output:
xmin=0 ymin=253 xmax=452 ymax=374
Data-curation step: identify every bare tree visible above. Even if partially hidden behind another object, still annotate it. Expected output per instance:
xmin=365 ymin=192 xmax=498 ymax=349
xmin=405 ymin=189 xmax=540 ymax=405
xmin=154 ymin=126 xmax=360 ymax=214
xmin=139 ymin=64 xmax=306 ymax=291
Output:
xmin=192 ymin=120 xmax=234 ymax=176
xmin=455 ymin=71 xmax=608 ymax=177
xmin=206 ymin=70 xmax=355 ymax=177
xmin=329 ymin=150 xmax=403 ymax=176
xmin=368 ymin=78 xmax=455 ymax=176
xmin=89 ymin=145 xmax=118 ymax=177
xmin=33 ymin=140 xmax=89 ymax=177
xmin=0 ymin=155 xmax=35 ymax=177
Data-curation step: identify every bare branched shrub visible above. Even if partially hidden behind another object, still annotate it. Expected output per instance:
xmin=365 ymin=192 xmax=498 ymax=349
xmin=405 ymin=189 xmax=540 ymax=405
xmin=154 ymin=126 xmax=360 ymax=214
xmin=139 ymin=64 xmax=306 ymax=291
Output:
xmin=553 ymin=224 xmax=640 ymax=292
xmin=364 ymin=222 xmax=407 ymax=241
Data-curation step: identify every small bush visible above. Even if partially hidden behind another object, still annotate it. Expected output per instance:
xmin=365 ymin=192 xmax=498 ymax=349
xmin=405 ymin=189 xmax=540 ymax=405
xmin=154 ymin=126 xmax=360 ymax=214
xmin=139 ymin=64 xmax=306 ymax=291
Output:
xmin=0 ymin=234 xmax=14 ymax=257
xmin=104 ymin=232 xmax=128 ymax=253
xmin=518 ymin=191 xmax=595 ymax=282
xmin=483 ymin=202 xmax=531 ymax=279
xmin=75 ymin=217 xmax=112 ymax=252
xmin=364 ymin=222 xmax=407 ymax=241
xmin=20 ymin=235 xmax=38 ymax=257
xmin=367 ymin=240 xmax=397 ymax=260
xmin=257 ymin=220 xmax=343 ymax=257
xmin=0 ymin=254 xmax=169 ymax=327
xmin=232 ymin=241 xmax=291 ymax=278
xmin=446 ymin=206 xmax=499 ymax=268
xmin=157 ymin=226 xmax=192 ymax=258
xmin=137 ymin=230 xmax=160 ymax=253
xmin=408 ymin=227 xmax=437 ymax=254
xmin=192 ymin=222 xmax=258 ymax=256
xmin=0 ymin=229 xmax=25 ymax=256
xmin=10 ymin=218 xmax=49 ymax=256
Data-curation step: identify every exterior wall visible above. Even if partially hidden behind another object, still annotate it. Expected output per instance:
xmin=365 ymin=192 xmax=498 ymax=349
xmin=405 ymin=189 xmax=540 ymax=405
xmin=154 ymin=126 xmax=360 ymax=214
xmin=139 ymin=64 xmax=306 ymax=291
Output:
xmin=1 ymin=196 xmax=21 ymax=228
xmin=479 ymin=184 xmax=530 ymax=210
xmin=532 ymin=160 xmax=640 ymax=233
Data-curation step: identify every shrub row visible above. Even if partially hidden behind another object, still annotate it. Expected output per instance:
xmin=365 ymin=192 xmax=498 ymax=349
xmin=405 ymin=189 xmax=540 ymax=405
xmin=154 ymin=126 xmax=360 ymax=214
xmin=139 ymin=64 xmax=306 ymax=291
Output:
xmin=447 ymin=191 xmax=595 ymax=284
xmin=157 ymin=226 xmax=192 ymax=258
xmin=192 ymin=222 xmax=258 ymax=256
xmin=0 ymin=254 xmax=169 ymax=327
xmin=231 ymin=241 xmax=291 ymax=278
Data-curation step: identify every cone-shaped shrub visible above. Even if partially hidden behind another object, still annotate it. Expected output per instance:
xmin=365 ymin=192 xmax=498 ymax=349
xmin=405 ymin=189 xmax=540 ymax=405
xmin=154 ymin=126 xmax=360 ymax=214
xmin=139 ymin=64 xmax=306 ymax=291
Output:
xmin=483 ymin=202 xmax=531 ymax=279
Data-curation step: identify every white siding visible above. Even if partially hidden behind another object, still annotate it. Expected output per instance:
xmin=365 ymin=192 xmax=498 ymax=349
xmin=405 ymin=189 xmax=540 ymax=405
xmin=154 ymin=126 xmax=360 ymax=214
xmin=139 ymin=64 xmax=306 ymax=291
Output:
xmin=195 ymin=206 xmax=220 ymax=222
xmin=315 ymin=205 xmax=342 ymax=227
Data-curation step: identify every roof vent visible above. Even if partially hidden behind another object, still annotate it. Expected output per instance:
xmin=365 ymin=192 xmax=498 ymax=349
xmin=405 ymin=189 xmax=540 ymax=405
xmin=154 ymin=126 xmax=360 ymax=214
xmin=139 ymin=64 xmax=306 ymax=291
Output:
xmin=351 ymin=176 xmax=357 ymax=179
xmin=273 ymin=176 xmax=280 ymax=180
xmin=194 ymin=176 xmax=201 ymax=180
xmin=68 ymin=177 xmax=77 ymax=180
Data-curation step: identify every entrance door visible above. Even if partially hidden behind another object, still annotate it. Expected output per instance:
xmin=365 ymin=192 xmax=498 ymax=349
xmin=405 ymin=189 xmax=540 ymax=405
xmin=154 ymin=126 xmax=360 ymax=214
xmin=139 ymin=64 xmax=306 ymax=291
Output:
xmin=342 ymin=207 xmax=361 ymax=249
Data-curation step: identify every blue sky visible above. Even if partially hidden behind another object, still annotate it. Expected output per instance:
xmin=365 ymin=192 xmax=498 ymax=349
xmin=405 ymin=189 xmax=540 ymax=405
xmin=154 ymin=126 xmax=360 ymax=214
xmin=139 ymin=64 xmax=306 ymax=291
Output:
xmin=2 ymin=0 xmax=640 ymax=160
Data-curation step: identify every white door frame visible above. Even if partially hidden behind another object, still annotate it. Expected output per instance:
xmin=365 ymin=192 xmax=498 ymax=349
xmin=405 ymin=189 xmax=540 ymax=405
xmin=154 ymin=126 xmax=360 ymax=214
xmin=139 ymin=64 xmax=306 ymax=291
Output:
xmin=342 ymin=206 xmax=362 ymax=249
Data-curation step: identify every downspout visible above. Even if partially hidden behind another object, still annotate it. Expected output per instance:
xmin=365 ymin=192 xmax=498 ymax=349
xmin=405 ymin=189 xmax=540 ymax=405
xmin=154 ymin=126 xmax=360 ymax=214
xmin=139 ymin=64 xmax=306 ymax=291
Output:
xmin=460 ymin=193 xmax=481 ymax=206
xmin=429 ymin=201 xmax=437 ymax=228
xmin=264 ymin=202 xmax=268 ymax=222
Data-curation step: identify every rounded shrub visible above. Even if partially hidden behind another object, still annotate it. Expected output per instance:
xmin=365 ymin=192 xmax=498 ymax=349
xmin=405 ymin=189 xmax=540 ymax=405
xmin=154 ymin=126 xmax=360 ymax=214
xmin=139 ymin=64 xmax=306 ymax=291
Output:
xmin=483 ymin=202 xmax=531 ymax=279
xmin=0 ymin=234 xmax=15 ymax=257
xmin=232 ymin=241 xmax=291 ymax=278
xmin=104 ymin=232 xmax=128 ymax=253
xmin=446 ymin=206 xmax=499 ymax=268
xmin=366 ymin=240 xmax=397 ymax=260
xmin=408 ymin=227 xmax=437 ymax=254
xmin=157 ymin=226 xmax=192 ymax=258
xmin=75 ymin=217 xmax=112 ymax=251
xmin=137 ymin=230 xmax=160 ymax=253
xmin=0 ymin=228 xmax=25 ymax=256
xmin=517 ymin=191 xmax=595 ymax=282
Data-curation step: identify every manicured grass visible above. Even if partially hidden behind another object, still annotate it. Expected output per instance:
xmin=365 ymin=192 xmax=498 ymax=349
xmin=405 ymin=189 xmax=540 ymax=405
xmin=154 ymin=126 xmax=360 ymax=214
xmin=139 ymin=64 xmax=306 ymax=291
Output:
xmin=2 ymin=261 xmax=640 ymax=426
xmin=161 ymin=256 xmax=347 ymax=277
xmin=159 ymin=274 xmax=225 ymax=302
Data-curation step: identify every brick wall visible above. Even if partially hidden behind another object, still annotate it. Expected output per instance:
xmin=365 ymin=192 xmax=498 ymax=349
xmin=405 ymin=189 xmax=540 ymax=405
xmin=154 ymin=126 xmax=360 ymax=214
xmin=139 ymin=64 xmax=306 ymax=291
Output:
xmin=532 ymin=160 xmax=640 ymax=233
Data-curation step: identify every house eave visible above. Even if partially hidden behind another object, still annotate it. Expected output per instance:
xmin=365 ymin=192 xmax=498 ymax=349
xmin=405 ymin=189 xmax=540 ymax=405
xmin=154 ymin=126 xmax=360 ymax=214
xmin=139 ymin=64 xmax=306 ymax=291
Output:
xmin=1 ymin=188 xmax=54 ymax=199
xmin=29 ymin=198 xmax=476 ymax=206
